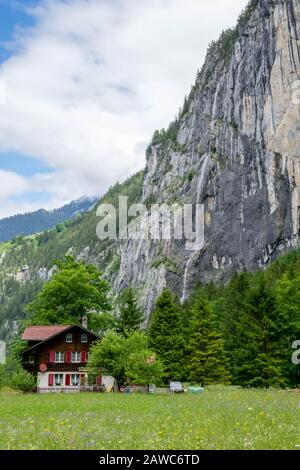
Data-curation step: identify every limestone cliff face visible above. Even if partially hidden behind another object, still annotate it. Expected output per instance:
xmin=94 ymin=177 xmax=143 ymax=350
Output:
xmin=113 ymin=0 xmax=300 ymax=318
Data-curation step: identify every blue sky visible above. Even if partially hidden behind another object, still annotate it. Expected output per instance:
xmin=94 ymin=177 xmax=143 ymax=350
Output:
xmin=0 ymin=1 xmax=48 ymax=208
xmin=0 ymin=0 xmax=248 ymax=218
xmin=0 ymin=151 xmax=53 ymax=176
xmin=0 ymin=2 xmax=42 ymax=208
xmin=0 ymin=1 xmax=37 ymax=61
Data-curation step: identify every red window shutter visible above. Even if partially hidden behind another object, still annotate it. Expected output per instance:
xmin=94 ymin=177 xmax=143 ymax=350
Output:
xmin=65 ymin=374 xmax=70 ymax=386
xmin=49 ymin=351 xmax=55 ymax=363
xmin=81 ymin=351 xmax=87 ymax=363
xmin=48 ymin=374 xmax=54 ymax=387
xmin=80 ymin=374 xmax=85 ymax=385
xmin=96 ymin=375 xmax=102 ymax=386
xmin=65 ymin=351 xmax=71 ymax=363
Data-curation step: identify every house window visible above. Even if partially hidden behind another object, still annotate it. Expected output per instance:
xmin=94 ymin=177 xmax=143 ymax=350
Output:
xmin=28 ymin=353 xmax=35 ymax=364
xmin=71 ymin=374 xmax=80 ymax=386
xmin=66 ymin=333 xmax=73 ymax=343
xmin=71 ymin=351 xmax=81 ymax=363
xmin=55 ymin=352 xmax=65 ymax=363
xmin=81 ymin=333 xmax=88 ymax=343
xmin=55 ymin=374 xmax=64 ymax=386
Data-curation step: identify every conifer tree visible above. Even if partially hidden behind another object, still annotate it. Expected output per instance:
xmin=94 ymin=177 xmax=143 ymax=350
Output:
xmin=222 ymin=272 xmax=252 ymax=379
xmin=117 ymin=287 xmax=144 ymax=335
xmin=275 ymin=273 xmax=300 ymax=386
xmin=148 ymin=289 xmax=185 ymax=381
xmin=187 ymin=293 xmax=230 ymax=385
xmin=233 ymin=275 xmax=287 ymax=387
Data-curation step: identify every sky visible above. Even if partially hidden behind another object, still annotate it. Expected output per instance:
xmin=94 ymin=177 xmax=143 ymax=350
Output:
xmin=0 ymin=0 xmax=248 ymax=218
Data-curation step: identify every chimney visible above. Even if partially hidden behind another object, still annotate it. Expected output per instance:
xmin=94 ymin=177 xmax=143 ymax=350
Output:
xmin=82 ymin=315 xmax=88 ymax=329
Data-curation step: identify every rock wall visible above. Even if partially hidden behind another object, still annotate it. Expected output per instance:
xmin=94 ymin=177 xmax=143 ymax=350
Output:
xmin=113 ymin=0 xmax=300 ymax=319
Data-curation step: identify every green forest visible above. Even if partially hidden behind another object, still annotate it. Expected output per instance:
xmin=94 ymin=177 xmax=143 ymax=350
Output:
xmin=146 ymin=247 xmax=300 ymax=388
xmin=0 ymin=168 xmax=299 ymax=389
xmin=1 ymin=245 xmax=300 ymax=391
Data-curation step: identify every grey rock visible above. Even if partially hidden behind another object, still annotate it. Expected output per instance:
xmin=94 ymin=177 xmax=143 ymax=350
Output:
xmin=112 ymin=0 xmax=300 ymax=320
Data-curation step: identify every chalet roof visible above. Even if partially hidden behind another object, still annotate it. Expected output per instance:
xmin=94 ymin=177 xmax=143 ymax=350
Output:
xmin=22 ymin=325 xmax=70 ymax=341
xmin=21 ymin=323 xmax=100 ymax=355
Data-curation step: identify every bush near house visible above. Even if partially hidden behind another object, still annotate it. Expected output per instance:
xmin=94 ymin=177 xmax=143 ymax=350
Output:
xmin=10 ymin=369 xmax=36 ymax=393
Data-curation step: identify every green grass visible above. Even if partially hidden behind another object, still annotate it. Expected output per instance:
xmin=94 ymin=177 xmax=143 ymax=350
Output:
xmin=0 ymin=241 xmax=12 ymax=254
xmin=0 ymin=387 xmax=299 ymax=450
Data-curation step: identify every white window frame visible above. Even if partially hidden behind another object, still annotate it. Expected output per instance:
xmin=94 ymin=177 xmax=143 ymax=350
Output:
xmin=71 ymin=374 xmax=80 ymax=386
xmin=54 ymin=374 xmax=64 ymax=386
xmin=55 ymin=351 xmax=65 ymax=363
xmin=66 ymin=333 xmax=73 ymax=343
xmin=71 ymin=351 xmax=81 ymax=363
xmin=81 ymin=333 xmax=88 ymax=343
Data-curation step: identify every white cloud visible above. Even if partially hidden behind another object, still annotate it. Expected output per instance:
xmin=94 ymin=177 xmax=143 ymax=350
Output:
xmin=0 ymin=0 xmax=249 ymax=217
xmin=0 ymin=169 xmax=29 ymax=200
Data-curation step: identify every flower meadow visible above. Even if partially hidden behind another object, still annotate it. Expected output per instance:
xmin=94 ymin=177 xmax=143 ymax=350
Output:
xmin=0 ymin=386 xmax=299 ymax=450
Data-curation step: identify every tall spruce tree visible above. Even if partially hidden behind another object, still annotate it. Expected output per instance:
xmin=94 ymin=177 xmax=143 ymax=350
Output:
xmin=275 ymin=273 xmax=300 ymax=386
xmin=222 ymin=272 xmax=252 ymax=379
xmin=233 ymin=275 xmax=287 ymax=387
xmin=187 ymin=292 xmax=230 ymax=385
xmin=117 ymin=287 xmax=145 ymax=335
xmin=148 ymin=289 xmax=185 ymax=381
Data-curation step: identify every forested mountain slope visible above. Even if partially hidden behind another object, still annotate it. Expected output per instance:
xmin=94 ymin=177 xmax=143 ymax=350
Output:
xmin=0 ymin=172 xmax=143 ymax=341
xmin=0 ymin=197 xmax=97 ymax=243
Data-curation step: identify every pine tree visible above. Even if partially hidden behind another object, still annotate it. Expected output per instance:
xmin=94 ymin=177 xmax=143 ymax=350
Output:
xmin=117 ymin=287 xmax=145 ymax=335
xmin=148 ymin=289 xmax=185 ymax=381
xmin=275 ymin=273 xmax=300 ymax=386
xmin=187 ymin=293 xmax=230 ymax=386
xmin=182 ymin=95 xmax=189 ymax=116
xmin=233 ymin=275 xmax=287 ymax=387
xmin=222 ymin=272 xmax=252 ymax=379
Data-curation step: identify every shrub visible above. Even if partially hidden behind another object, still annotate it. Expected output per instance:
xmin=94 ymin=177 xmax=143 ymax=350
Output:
xmin=0 ymin=365 xmax=4 ymax=389
xmin=10 ymin=369 xmax=36 ymax=393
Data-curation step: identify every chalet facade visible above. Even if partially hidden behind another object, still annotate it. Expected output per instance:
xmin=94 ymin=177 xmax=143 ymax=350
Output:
xmin=21 ymin=322 xmax=114 ymax=393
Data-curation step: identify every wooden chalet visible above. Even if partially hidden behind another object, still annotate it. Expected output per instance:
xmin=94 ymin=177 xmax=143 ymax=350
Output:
xmin=21 ymin=319 xmax=114 ymax=393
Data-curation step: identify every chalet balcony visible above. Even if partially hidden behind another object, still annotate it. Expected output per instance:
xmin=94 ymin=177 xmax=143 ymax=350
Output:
xmin=37 ymin=385 xmax=106 ymax=394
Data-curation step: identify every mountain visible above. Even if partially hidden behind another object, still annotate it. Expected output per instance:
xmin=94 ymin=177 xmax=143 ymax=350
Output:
xmin=0 ymin=197 xmax=97 ymax=243
xmin=113 ymin=0 xmax=300 ymax=315
xmin=0 ymin=0 xmax=300 ymax=339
